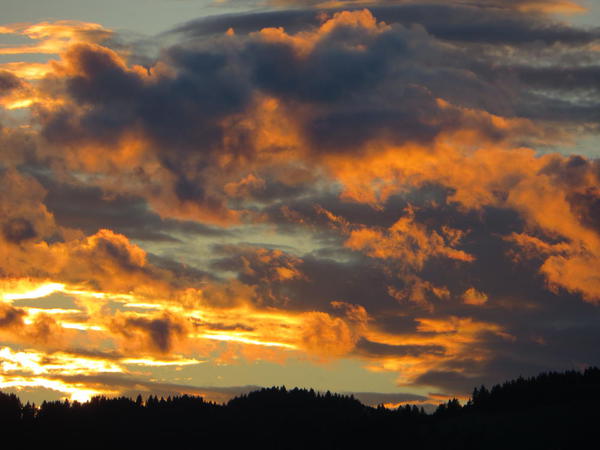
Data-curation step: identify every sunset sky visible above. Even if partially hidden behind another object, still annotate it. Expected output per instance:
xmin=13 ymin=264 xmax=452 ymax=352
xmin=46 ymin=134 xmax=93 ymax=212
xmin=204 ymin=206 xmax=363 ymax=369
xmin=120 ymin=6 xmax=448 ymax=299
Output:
xmin=1 ymin=0 xmax=599 ymax=407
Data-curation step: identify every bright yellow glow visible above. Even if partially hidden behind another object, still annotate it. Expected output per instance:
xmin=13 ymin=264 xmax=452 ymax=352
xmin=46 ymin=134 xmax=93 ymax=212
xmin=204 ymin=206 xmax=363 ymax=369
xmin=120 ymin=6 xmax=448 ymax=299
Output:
xmin=24 ymin=307 xmax=82 ymax=315
xmin=0 ymin=347 xmax=123 ymax=375
xmin=3 ymin=282 xmax=65 ymax=301
xmin=193 ymin=332 xmax=297 ymax=349
xmin=0 ymin=20 xmax=112 ymax=57
xmin=123 ymin=302 xmax=165 ymax=309
xmin=60 ymin=322 xmax=105 ymax=331
xmin=250 ymin=311 xmax=304 ymax=325
xmin=63 ymin=289 xmax=107 ymax=299
xmin=70 ymin=389 xmax=99 ymax=403
xmin=0 ymin=94 xmax=66 ymax=111
xmin=120 ymin=357 xmax=204 ymax=366
xmin=0 ymin=347 xmax=125 ymax=401
xmin=0 ymin=375 xmax=107 ymax=402
xmin=0 ymin=61 xmax=53 ymax=79
xmin=4 ymin=98 xmax=34 ymax=109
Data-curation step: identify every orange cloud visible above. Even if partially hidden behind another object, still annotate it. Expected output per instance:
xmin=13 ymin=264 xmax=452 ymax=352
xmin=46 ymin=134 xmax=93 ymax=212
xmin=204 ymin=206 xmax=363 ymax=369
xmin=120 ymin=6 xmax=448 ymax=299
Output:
xmin=462 ymin=288 xmax=488 ymax=306
xmin=0 ymin=20 xmax=112 ymax=56
xmin=507 ymin=0 xmax=586 ymax=13
xmin=0 ymin=62 xmax=53 ymax=79
xmin=0 ymin=21 xmax=115 ymax=115
xmin=321 ymin=132 xmax=600 ymax=302
xmin=224 ymin=173 xmax=266 ymax=198
xmin=0 ymin=303 xmax=26 ymax=330
xmin=388 ymin=276 xmax=450 ymax=311
xmin=299 ymin=311 xmax=357 ymax=357
xmin=0 ymin=5 xmax=598 ymax=402
xmin=256 ymin=9 xmax=389 ymax=57
xmin=361 ymin=315 xmax=511 ymax=387
xmin=108 ymin=311 xmax=190 ymax=354
xmin=0 ymin=228 xmax=172 ymax=296
xmin=508 ymin=232 xmax=600 ymax=303
xmin=345 ymin=206 xmax=474 ymax=270
xmin=0 ymin=168 xmax=66 ymax=243
xmin=0 ymin=169 xmax=191 ymax=301
xmin=317 ymin=204 xmax=471 ymax=310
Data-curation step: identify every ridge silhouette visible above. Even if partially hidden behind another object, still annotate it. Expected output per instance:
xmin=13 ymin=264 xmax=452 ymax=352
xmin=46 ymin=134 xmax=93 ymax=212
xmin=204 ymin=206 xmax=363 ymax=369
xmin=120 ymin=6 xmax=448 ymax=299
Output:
xmin=1 ymin=367 xmax=598 ymax=449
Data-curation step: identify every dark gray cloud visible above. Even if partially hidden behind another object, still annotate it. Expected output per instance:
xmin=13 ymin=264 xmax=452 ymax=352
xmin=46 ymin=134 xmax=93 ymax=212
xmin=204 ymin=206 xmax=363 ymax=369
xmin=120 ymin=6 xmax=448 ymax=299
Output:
xmin=33 ymin=171 xmax=232 ymax=242
xmin=165 ymin=4 xmax=600 ymax=140
xmin=173 ymin=4 xmax=600 ymax=46
xmin=413 ymin=317 xmax=600 ymax=395
xmin=211 ymin=245 xmax=398 ymax=311
xmin=50 ymin=42 xmax=250 ymax=152
xmin=170 ymin=9 xmax=319 ymax=37
xmin=38 ymin=41 xmax=253 ymax=221
xmin=414 ymin=370 xmax=479 ymax=394
xmin=512 ymin=65 xmax=600 ymax=93
xmin=0 ymin=70 xmax=22 ymax=96
xmin=0 ymin=304 xmax=25 ymax=328
xmin=39 ymin=4 xmax=572 ymax=190
xmin=355 ymin=338 xmax=445 ymax=357
xmin=147 ymin=253 xmax=215 ymax=284
xmin=371 ymin=4 xmax=599 ymax=45
xmin=111 ymin=313 xmax=187 ymax=353
xmin=2 ymin=217 xmax=37 ymax=243
xmin=538 ymin=156 xmax=600 ymax=231
xmin=206 ymin=181 xmax=600 ymax=395
xmin=10 ymin=2 xmax=594 ymax=220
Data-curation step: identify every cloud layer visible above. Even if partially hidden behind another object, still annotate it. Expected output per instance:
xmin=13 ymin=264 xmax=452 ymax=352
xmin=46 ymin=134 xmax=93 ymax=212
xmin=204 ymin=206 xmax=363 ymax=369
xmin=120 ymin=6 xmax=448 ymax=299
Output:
xmin=0 ymin=2 xmax=599 ymax=403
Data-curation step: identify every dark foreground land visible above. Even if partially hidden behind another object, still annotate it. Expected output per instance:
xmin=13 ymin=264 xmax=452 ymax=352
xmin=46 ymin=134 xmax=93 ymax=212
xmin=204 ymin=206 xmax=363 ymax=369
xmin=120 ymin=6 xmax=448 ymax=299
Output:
xmin=1 ymin=368 xmax=598 ymax=449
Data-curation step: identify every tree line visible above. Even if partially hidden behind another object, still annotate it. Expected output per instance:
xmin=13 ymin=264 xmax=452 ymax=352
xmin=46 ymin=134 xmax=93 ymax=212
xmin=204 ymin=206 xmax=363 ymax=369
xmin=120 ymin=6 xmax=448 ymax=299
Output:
xmin=1 ymin=367 xmax=598 ymax=449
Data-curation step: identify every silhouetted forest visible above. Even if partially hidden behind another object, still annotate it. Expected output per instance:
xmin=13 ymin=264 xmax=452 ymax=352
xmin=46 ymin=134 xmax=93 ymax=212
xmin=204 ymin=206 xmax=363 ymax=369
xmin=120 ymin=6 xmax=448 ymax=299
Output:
xmin=1 ymin=367 xmax=598 ymax=449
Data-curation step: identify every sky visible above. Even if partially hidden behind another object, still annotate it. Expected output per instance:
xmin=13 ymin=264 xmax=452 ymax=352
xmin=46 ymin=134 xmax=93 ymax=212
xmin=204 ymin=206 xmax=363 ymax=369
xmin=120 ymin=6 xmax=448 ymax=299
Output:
xmin=0 ymin=0 xmax=599 ymax=408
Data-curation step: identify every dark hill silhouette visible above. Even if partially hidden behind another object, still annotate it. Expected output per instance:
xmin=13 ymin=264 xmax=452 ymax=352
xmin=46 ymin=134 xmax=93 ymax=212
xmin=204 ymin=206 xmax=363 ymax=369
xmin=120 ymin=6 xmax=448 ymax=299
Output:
xmin=1 ymin=367 xmax=599 ymax=449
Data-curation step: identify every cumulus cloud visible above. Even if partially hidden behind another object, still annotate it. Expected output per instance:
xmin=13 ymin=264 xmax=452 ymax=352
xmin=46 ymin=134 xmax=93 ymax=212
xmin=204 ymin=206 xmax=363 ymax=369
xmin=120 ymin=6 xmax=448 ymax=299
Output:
xmin=20 ymin=7 xmax=567 ymax=227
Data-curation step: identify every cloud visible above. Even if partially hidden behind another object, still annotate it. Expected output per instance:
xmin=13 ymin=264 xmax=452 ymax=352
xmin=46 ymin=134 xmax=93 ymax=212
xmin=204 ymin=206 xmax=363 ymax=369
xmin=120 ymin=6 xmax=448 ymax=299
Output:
xmin=109 ymin=312 xmax=189 ymax=354
xmin=174 ymin=3 xmax=596 ymax=45
xmin=213 ymin=244 xmax=304 ymax=283
xmin=0 ymin=71 xmax=23 ymax=96
xmin=0 ymin=304 xmax=26 ymax=328
xmin=0 ymin=303 xmax=67 ymax=346
xmin=0 ymin=20 xmax=113 ymax=56
xmin=2 ymin=218 xmax=37 ymax=244
xmin=462 ymin=288 xmax=488 ymax=306
xmin=299 ymin=311 xmax=358 ymax=357
xmin=0 ymin=169 xmax=61 ymax=245
xmin=34 ymin=173 xmax=232 ymax=242
xmin=0 ymin=228 xmax=170 ymax=295
xmin=211 ymin=244 xmax=305 ymax=306
xmin=0 ymin=4 xmax=599 ymax=402
xmin=36 ymin=41 xmax=248 ymax=225
xmin=20 ymin=7 xmax=569 ymax=228
xmin=344 ymin=206 xmax=474 ymax=270
xmin=0 ymin=168 xmax=210 ymax=298
xmin=354 ymin=338 xmax=445 ymax=358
